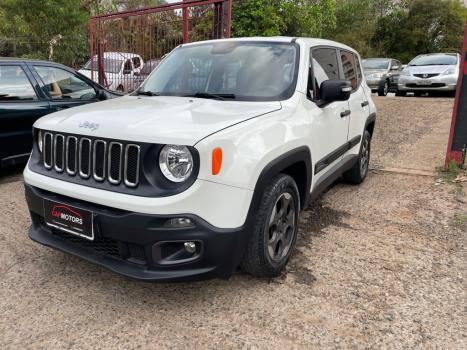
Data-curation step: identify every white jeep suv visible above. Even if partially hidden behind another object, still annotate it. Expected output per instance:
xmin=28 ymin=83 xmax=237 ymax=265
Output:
xmin=24 ymin=37 xmax=376 ymax=281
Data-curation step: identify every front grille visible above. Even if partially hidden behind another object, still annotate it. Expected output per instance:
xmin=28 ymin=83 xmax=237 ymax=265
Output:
xmin=42 ymin=132 xmax=141 ymax=188
xmin=51 ymin=228 xmax=121 ymax=258
xmin=406 ymin=83 xmax=446 ymax=88
xmin=414 ymin=73 xmax=439 ymax=79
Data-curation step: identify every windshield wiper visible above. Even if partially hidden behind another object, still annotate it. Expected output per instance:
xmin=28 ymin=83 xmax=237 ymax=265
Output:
xmin=187 ymin=92 xmax=236 ymax=100
xmin=136 ymin=90 xmax=160 ymax=96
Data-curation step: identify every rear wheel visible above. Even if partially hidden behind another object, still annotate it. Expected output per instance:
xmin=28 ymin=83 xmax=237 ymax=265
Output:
xmin=343 ymin=130 xmax=371 ymax=184
xmin=241 ymin=174 xmax=300 ymax=278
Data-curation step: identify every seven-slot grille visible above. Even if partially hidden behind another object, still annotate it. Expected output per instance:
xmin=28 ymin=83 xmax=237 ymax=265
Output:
xmin=42 ymin=132 xmax=140 ymax=187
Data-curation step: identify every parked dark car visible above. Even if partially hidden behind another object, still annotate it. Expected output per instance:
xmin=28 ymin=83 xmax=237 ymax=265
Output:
xmin=362 ymin=58 xmax=403 ymax=96
xmin=0 ymin=58 xmax=120 ymax=168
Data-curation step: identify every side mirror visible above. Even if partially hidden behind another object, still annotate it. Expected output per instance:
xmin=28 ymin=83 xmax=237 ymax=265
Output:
xmin=319 ymin=80 xmax=352 ymax=106
xmin=123 ymin=69 xmax=132 ymax=75
xmin=97 ymin=90 xmax=107 ymax=100
xmin=391 ymin=65 xmax=400 ymax=71
xmin=133 ymin=71 xmax=140 ymax=76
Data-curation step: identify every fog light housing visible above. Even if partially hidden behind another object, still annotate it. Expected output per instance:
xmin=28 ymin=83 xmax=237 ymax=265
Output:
xmin=164 ymin=217 xmax=194 ymax=228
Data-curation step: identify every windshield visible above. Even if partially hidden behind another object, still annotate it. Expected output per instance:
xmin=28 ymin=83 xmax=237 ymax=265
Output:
xmin=409 ymin=54 xmax=457 ymax=66
xmin=83 ymin=58 xmax=123 ymax=74
xmin=362 ymin=59 xmax=390 ymax=70
xmin=139 ymin=41 xmax=299 ymax=101
xmin=140 ymin=60 xmax=160 ymax=75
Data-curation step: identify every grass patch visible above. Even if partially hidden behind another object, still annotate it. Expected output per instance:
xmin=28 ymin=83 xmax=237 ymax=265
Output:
xmin=436 ymin=161 xmax=466 ymax=194
xmin=452 ymin=214 xmax=467 ymax=229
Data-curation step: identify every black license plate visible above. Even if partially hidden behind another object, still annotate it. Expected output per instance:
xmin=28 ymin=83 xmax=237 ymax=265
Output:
xmin=44 ymin=199 xmax=94 ymax=240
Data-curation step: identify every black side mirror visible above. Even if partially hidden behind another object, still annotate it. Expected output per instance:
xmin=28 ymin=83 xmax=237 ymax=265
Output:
xmin=97 ymin=90 xmax=107 ymax=100
xmin=123 ymin=69 xmax=132 ymax=75
xmin=319 ymin=80 xmax=352 ymax=106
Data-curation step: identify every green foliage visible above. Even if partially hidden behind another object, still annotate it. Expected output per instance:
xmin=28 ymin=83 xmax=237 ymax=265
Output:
xmin=232 ymin=0 xmax=336 ymax=38
xmin=0 ymin=0 xmax=466 ymax=68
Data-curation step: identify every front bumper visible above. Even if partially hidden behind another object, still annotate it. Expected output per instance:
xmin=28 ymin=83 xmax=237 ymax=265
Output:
xmin=365 ymin=78 xmax=385 ymax=91
xmin=398 ymin=74 xmax=457 ymax=91
xmin=25 ymin=184 xmax=251 ymax=282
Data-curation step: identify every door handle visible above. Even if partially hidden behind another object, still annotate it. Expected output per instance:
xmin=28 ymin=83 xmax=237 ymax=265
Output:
xmin=361 ymin=101 xmax=369 ymax=107
xmin=340 ymin=110 xmax=351 ymax=118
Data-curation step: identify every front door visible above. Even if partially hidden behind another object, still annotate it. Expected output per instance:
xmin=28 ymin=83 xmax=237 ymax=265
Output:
xmin=306 ymin=47 xmax=350 ymax=181
xmin=0 ymin=64 xmax=50 ymax=165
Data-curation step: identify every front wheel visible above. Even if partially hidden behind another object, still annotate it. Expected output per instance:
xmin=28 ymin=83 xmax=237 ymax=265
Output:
xmin=343 ymin=130 xmax=371 ymax=184
xmin=378 ymin=81 xmax=389 ymax=96
xmin=395 ymin=91 xmax=406 ymax=97
xmin=241 ymin=174 xmax=300 ymax=278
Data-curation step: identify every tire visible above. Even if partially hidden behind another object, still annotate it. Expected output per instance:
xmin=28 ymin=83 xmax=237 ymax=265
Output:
xmin=378 ymin=80 xmax=389 ymax=96
xmin=395 ymin=91 xmax=406 ymax=97
xmin=413 ymin=92 xmax=422 ymax=97
xmin=241 ymin=174 xmax=300 ymax=278
xmin=343 ymin=130 xmax=371 ymax=185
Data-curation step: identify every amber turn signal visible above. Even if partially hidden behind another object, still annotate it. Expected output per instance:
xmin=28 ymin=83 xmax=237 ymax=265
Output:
xmin=212 ymin=147 xmax=223 ymax=175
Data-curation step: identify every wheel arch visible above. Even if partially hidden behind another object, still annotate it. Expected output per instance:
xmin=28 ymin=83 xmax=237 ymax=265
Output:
xmin=247 ymin=147 xmax=312 ymax=217
xmin=365 ymin=112 xmax=377 ymax=138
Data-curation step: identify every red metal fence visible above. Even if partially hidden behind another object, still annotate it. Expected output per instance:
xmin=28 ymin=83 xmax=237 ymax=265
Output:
xmin=445 ymin=22 xmax=467 ymax=168
xmin=86 ymin=0 xmax=232 ymax=92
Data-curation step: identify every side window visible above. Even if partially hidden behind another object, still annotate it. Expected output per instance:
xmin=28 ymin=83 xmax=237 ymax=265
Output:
xmin=132 ymin=57 xmax=141 ymax=69
xmin=340 ymin=50 xmax=357 ymax=90
xmin=354 ymin=54 xmax=363 ymax=87
xmin=123 ymin=59 xmax=133 ymax=73
xmin=0 ymin=65 xmax=38 ymax=101
xmin=309 ymin=47 xmax=339 ymax=100
xmin=34 ymin=66 xmax=96 ymax=100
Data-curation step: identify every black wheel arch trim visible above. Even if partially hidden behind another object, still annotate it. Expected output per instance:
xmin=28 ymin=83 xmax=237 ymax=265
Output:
xmin=365 ymin=112 xmax=377 ymax=130
xmin=246 ymin=146 xmax=312 ymax=216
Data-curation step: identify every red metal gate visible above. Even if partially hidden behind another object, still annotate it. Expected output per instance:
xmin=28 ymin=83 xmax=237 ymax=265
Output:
xmin=87 ymin=0 xmax=232 ymax=92
xmin=445 ymin=22 xmax=467 ymax=168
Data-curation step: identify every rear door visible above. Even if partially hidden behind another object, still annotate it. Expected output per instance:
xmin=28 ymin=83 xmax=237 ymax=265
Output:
xmin=305 ymin=47 xmax=350 ymax=179
xmin=0 ymin=63 xmax=50 ymax=165
xmin=32 ymin=65 xmax=99 ymax=112
xmin=342 ymin=50 xmax=369 ymax=157
xmin=389 ymin=59 xmax=402 ymax=90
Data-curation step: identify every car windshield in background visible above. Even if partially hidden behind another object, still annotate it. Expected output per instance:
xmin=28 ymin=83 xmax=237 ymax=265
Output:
xmin=362 ymin=59 xmax=390 ymax=70
xmin=83 ymin=58 xmax=123 ymax=73
xmin=139 ymin=41 xmax=299 ymax=101
xmin=409 ymin=54 xmax=457 ymax=66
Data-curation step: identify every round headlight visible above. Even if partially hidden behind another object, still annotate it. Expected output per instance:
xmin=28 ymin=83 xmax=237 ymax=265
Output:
xmin=159 ymin=145 xmax=193 ymax=182
xmin=37 ymin=130 xmax=43 ymax=153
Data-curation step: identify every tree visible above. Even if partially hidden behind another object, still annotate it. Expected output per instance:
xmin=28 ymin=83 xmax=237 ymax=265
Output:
xmin=232 ymin=0 xmax=336 ymax=38
xmin=373 ymin=0 xmax=467 ymax=62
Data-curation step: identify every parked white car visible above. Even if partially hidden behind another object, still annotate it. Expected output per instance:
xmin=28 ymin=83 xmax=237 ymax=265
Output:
xmin=79 ymin=52 xmax=144 ymax=92
xmin=397 ymin=53 xmax=460 ymax=96
xmin=24 ymin=37 xmax=376 ymax=281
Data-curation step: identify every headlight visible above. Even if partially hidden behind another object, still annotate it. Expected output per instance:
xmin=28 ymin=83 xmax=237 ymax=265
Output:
xmin=37 ymin=130 xmax=43 ymax=153
xmin=159 ymin=145 xmax=193 ymax=182
xmin=400 ymin=70 xmax=411 ymax=77
xmin=442 ymin=68 xmax=456 ymax=75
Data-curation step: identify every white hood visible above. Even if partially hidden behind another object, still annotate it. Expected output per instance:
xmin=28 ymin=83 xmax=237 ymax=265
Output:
xmin=34 ymin=95 xmax=282 ymax=145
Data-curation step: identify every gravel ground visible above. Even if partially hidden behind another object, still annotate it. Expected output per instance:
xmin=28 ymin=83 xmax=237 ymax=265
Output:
xmin=0 ymin=96 xmax=466 ymax=349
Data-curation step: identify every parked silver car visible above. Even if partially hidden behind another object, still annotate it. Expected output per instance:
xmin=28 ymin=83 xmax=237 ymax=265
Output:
xmin=363 ymin=58 xmax=403 ymax=96
xmin=397 ymin=53 xmax=460 ymax=96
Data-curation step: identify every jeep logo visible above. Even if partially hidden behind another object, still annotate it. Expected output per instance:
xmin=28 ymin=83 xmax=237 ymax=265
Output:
xmin=79 ymin=121 xmax=99 ymax=131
